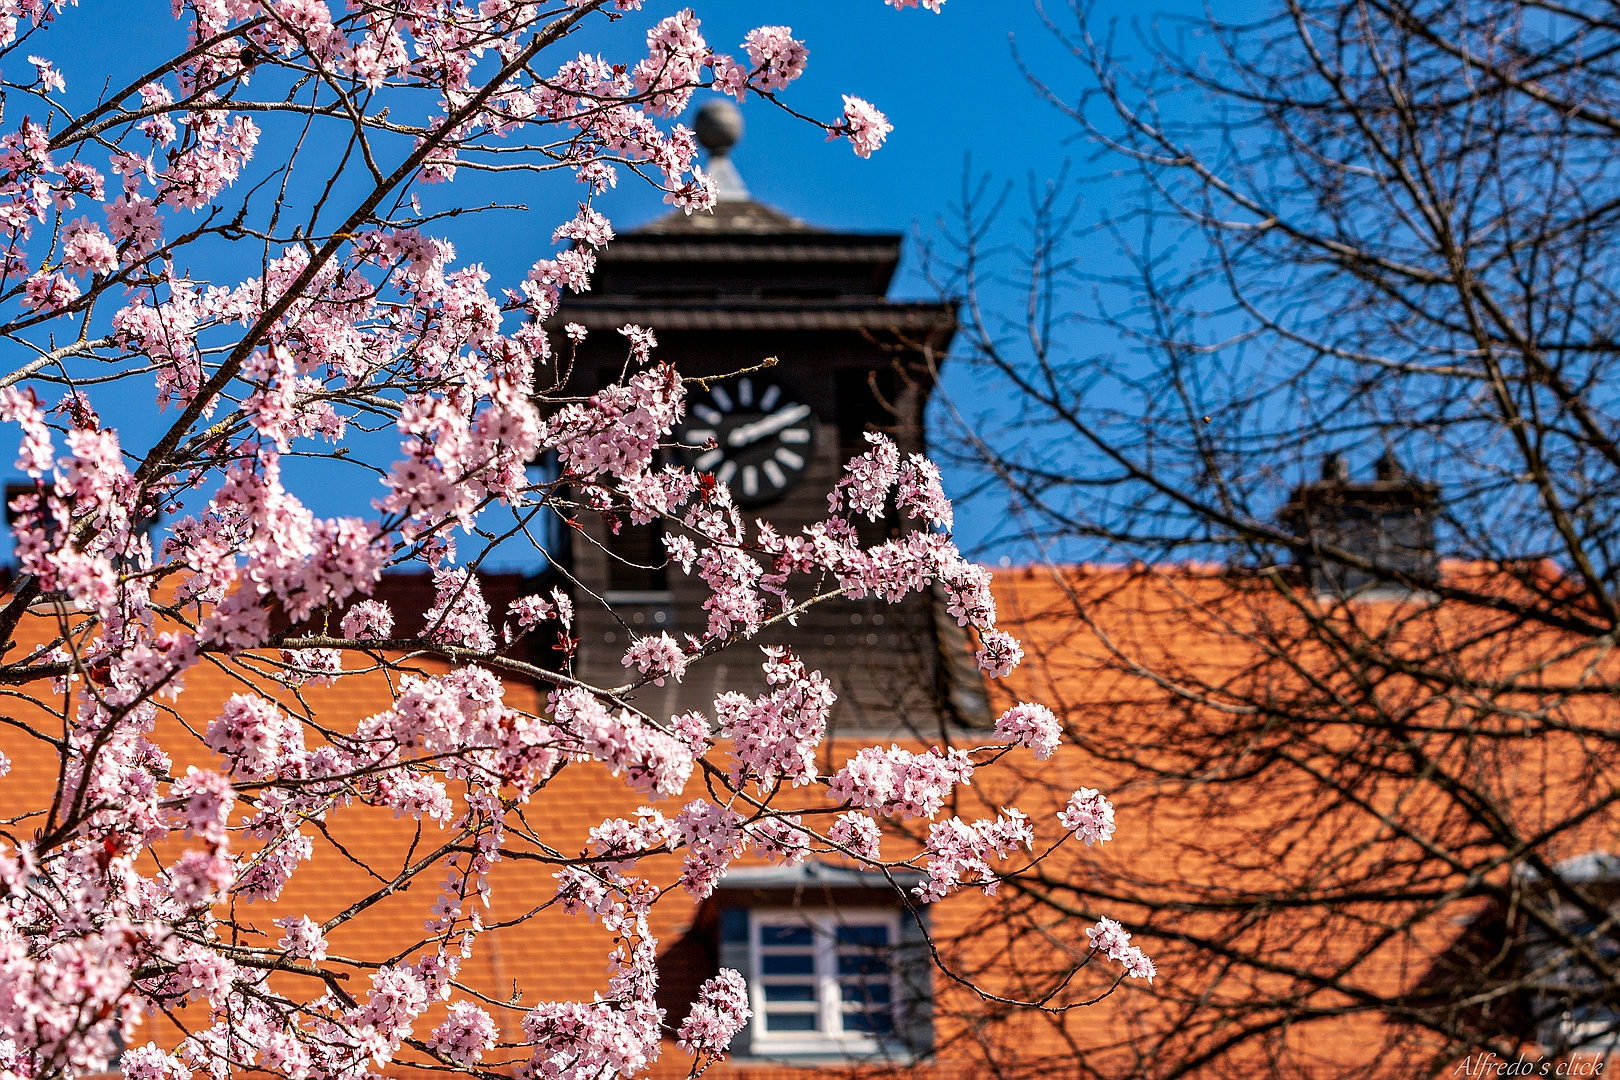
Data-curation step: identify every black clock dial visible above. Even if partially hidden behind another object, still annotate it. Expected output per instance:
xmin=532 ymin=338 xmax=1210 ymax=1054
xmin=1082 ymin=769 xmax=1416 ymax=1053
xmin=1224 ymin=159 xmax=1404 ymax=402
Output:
xmin=677 ymin=375 xmax=817 ymax=507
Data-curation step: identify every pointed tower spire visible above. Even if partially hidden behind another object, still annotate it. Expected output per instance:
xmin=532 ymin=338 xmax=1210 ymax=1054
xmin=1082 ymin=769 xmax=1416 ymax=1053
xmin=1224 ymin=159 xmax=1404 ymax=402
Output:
xmin=695 ymin=99 xmax=750 ymax=202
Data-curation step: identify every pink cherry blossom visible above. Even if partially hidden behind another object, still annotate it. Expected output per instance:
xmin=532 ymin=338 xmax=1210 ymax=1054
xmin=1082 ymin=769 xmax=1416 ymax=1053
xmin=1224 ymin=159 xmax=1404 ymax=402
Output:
xmin=829 ymin=431 xmax=900 ymax=520
xmin=27 ymin=56 xmax=64 ymax=93
xmin=746 ymin=814 xmax=811 ymax=864
xmin=1060 ymin=788 xmax=1116 ymax=846
xmin=121 ymin=1044 xmax=190 ymax=1080
xmin=1087 ymin=917 xmax=1155 ymax=982
xmin=898 ymin=453 xmax=952 ymax=528
xmin=423 ymin=568 xmax=496 ymax=651
xmin=60 ymin=217 xmax=117 ymax=277
xmin=159 ymin=112 xmax=260 ymax=210
xmin=741 ymin=26 xmax=809 ymax=92
xmin=976 ymin=627 xmax=1025 ymax=677
xmin=350 ymin=964 xmax=429 ymax=1049
xmin=914 ymin=811 xmax=1033 ymax=902
xmin=670 ymin=710 xmax=710 ymax=757
xmin=1120 ymin=945 xmax=1157 ymax=981
xmin=169 ymin=848 xmax=234 ymax=907
xmin=939 ymin=551 xmax=998 ymax=629
xmin=708 ymin=54 xmax=750 ymax=101
xmin=22 ymin=271 xmax=79 ymax=313
xmin=103 ymin=193 xmax=163 ymax=257
xmin=715 ymin=647 xmax=833 ymax=788
xmin=279 ymin=647 xmax=342 ymax=687
xmin=995 ymin=702 xmax=1063 ymax=759
xmin=205 ymin=694 xmax=304 ymax=780
xmin=554 ymin=688 xmax=694 ymax=798
xmin=664 ymin=533 xmax=698 ymax=572
xmin=839 ymin=95 xmax=893 ymax=158
xmin=0 ymin=9 xmax=1142 ymax=1074
xmin=137 ymin=83 xmax=177 ymax=144
xmin=341 ymin=599 xmax=395 ymax=640
xmin=677 ymin=969 xmax=751 ymax=1054
xmin=427 ymin=1002 xmax=498 ymax=1066
xmin=548 ymin=363 xmax=684 ymax=482
xmin=673 ymin=799 xmax=745 ymax=898
xmin=589 ymin=808 xmax=675 ymax=873
xmin=172 ymin=767 xmax=235 ymax=847
xmin=1087 ymin=915 xmax=1131 ymax=957
xmin=618 ymin=322 xmax=657 ymax=364
xmin=275 ymin=915 xmax=329 ymax=961
xmin=0 ymin=387 xmax=52 ymax=477
xmin=830 ymin=811 xmax=883 ymax=859
xmin=553 ymin=206 xmax=615 ymax=248
xmin=622 ymin=632 xmax=689 ymax=685
xmin=828 ymin=744 xmax=974 ymax=820
xmin=633 ymin=11 xmax=712 ymax=117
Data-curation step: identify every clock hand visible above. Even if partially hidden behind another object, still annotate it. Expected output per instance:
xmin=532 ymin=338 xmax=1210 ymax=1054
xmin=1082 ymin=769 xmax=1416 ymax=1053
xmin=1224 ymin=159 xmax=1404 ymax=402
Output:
xmin=726 ymin=403 xmax=812 ymax=448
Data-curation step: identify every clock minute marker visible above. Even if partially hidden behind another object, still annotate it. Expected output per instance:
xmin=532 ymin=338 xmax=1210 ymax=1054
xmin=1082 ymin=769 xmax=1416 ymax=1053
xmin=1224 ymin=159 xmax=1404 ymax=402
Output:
xmin=762 ymin=460 xmax=786 ymax=488
xmin=693 ymin=404 xmax=723 ymax=425
xmin=695 ymin=449 xmax=724 ymax=471
xmin=779 ymin=427 xmax=810 ymax=445
xmin=711 ymin=385 xmax=735 ymax=412
xmin=682 ymin=428 xmax=717 ymax=445
xmin=759 ymin=384 xmax=781 ymax=410
xmin=742 ymin=465 xmax=759 ymax=497
xmin=774 ymin=447 xmax=804 ymax=469
xmin=716 ymin=460 xmax=737 ymax=486
xmin=738 ymin=377 xmax=754 ymax=406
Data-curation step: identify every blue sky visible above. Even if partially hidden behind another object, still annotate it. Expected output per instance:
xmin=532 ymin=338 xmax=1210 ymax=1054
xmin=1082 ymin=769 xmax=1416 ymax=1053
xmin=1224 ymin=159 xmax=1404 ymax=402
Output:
xmin=37 ymin=0 xmax=1219 ymax=565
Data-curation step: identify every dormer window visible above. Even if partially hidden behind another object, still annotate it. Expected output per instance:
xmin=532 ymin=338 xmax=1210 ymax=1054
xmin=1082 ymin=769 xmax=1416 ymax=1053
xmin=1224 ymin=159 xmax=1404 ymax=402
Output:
xmin=751 ymin=911 xmax=900 ymax=1045
xmin=679 ymin=863 xmax=933 ymax=1063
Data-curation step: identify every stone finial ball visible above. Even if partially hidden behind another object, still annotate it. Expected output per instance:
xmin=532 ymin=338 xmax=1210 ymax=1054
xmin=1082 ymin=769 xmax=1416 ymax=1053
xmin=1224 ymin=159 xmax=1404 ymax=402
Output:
xmin=694 ymin=100 xmax=744 ymax=155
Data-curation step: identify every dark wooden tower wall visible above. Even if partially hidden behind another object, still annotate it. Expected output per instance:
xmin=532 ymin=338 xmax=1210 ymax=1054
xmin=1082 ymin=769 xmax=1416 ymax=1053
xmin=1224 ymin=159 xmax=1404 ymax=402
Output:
xmin=554 ymin=104 xmax=985 ymax=739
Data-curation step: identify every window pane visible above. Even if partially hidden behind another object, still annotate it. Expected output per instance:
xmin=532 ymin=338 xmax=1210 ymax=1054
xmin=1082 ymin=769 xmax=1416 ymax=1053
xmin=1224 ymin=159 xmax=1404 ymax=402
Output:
xmin=840 ymin=982 xmax=892 ymax=1004
xmin=838 ymin=954 xmax=889 ymax=977
xmin=836 ymin=925 xmax=889 ymax=946
xmin=764 ymin=984 xmax=818 ymax=1002
xmin=765 ymin=1012 xmax=819 ymax=1032
xmin=761 ymin=926 xmax=814 ymax=946
xmin=844 ymin=1011 xmax=895 ymax=1034
xmin=762 ymin=953 xmax=816 ymax=975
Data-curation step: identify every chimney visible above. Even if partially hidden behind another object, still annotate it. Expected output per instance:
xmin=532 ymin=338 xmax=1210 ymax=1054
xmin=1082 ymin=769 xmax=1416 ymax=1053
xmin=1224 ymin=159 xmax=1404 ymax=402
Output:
xmin=1280 ymin=453 xmax=1439 ymax=597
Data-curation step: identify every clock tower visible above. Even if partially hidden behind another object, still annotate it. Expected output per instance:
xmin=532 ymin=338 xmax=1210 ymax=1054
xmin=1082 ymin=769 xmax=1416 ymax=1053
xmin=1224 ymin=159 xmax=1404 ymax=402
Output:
xmin=555 ymin=101 xmax=987 ymax=738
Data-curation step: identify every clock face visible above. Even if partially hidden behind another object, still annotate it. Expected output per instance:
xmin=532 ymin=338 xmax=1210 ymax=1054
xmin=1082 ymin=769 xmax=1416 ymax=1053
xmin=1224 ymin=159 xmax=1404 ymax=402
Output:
xmin=677 ymin=375 xmax=817 ymax=507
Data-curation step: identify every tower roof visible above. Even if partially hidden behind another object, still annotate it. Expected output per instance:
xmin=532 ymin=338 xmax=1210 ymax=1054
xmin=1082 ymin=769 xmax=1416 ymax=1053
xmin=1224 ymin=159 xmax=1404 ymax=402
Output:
xmin=632 ymin=197 xmax=819 ymax=235
xmin=558 ymin=98 xmax=953 ymax=345
xmin=629 ymin=100 xmax=823 ymax=236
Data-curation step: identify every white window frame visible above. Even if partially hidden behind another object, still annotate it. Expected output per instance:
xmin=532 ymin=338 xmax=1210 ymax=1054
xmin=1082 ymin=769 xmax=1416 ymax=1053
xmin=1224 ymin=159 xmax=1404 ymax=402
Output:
xmin=747 ymin=907 xmax=904 ymax=1056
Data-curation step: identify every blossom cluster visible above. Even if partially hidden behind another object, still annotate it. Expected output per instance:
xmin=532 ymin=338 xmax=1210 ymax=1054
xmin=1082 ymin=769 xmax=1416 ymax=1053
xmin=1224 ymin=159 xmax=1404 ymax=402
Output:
xmin=1088 ymin=917 xmax=1157 ymax=982
xmin=995 ymin=701 xmax=1064 ymax=760
xmin=677 ymin=970 xmax=752 ymax=1053
xmin=1061 ymin=788 xmax=1117 ymax=846
xmin=828 ymin=744 xmax=976 ymax=820
xmin=915 ymin=811 xmax=1035 ymax=902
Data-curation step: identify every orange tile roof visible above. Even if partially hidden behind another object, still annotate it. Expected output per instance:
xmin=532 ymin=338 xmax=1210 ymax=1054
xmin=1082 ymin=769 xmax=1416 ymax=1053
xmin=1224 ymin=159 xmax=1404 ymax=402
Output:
xmin=2 ymin=563 xmax=1600 ymax=1079
xmin=959 ymin=563 xmax=1620 ymax=1079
